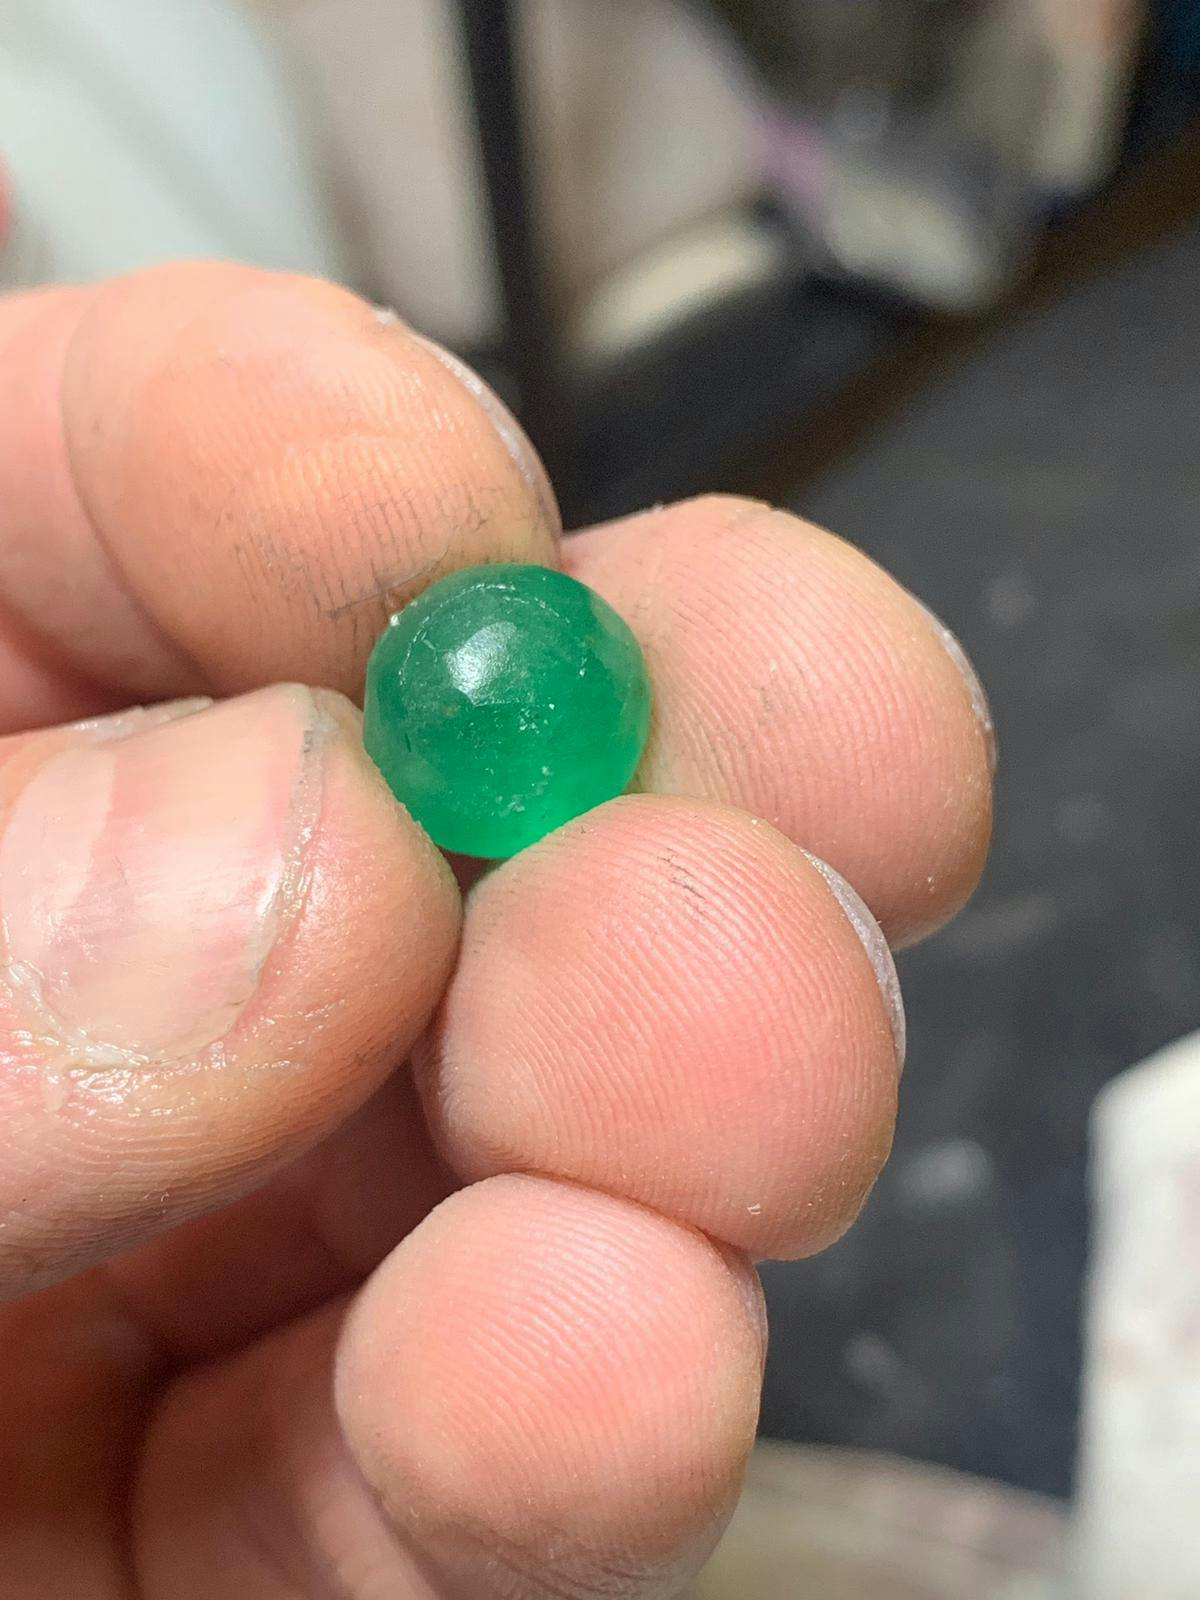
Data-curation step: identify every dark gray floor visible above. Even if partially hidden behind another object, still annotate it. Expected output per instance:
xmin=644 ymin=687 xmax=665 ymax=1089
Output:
xmin=758 ymin=217 xmax=1200 ymax=1499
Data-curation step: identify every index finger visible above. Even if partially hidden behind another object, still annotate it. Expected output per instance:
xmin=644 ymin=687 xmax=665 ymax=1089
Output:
xmin=0 ymin=265 xmax=558 ymax=731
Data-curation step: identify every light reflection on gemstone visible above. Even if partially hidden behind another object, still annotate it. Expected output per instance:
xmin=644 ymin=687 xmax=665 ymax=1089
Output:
xmin=444 ymin=621 xmax=519 ymax=703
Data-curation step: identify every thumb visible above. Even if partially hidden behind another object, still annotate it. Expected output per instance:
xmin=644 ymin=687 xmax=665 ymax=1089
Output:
xmin=0 ymin=685 xmax=458 ymax=1298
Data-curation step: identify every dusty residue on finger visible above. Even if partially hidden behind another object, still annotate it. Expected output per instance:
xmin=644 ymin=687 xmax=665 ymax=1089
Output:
xmin=914 ymin=598 xmax=997 ymax=775
xmin=410 ymin=332 xmax=561 ymax=537
xmin=802 ymin=851 xmax=906 ymax=1070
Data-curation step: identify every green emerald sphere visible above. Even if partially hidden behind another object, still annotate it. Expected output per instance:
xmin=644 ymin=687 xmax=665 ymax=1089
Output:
xmin=363 ymin=564 xmax=652 ymax=858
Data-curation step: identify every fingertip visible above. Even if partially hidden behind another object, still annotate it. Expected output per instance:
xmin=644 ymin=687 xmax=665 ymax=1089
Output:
xmin=336 ymin=1175 xmax=764 ymax=1598
xmin=63 ymin=266 xmax=560 ymax=692
xmin=0 ymin=263 xmax=559 ymax=713
xmin=568 ymin=495 xmax=994 ymax=946
xmin=422 ymin=795 xmax=899 ymax=1259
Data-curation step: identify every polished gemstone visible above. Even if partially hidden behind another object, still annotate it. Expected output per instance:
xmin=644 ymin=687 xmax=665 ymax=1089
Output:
xmin=363 ymin=564 xmax=652 ymax=858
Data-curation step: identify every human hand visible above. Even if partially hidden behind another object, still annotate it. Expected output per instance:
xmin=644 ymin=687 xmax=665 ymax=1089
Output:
xmin=0 ymin=265 xmax=992 ymax=1599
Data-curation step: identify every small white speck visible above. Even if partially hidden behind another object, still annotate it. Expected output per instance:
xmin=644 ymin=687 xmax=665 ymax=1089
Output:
xmin=845 ymin=1331 xmax=904 ymax=1391
xmin=747 ymin=1202 xmax=762 ymax=1215
xmin=578 ymin=667 xmax=586 ymax=676
xmin=1056 ymin=793 xmax=1111 ymax=846
xmin=548 ymin=702 xmax=556 ymax=710
xmin=985 ymin=568 xmax=1037 ymax=628
xmin=899 ymin=1137 xmax=993 ymax=1211
xmin=40 ymin=1071 xmax=69 ymax=1113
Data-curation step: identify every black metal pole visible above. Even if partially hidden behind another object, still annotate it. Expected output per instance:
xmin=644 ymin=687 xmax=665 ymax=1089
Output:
xmin=455 ymin=0 xmax=568 ymax=494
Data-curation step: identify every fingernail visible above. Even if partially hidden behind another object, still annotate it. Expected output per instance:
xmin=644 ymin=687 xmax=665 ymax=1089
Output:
xmin=65 ymin=696 xmax=213 ymax=742
xmin=406 ymin=327 xmax=560 ymax=534
xmin=803 ymin=852 xmax=906 ymax=1070
xmin=916 ymin=601 xmax=997 ymax=774
xmin=0 ymin=686 xmax=329 ymax=1066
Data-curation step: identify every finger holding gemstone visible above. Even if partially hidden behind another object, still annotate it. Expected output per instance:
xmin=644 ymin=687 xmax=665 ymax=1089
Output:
xmin=364 ymin=565 xmax=652 ymax=859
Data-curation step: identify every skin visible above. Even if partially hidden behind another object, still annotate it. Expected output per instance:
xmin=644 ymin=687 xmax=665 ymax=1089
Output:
xmin=0 ymin=264 xmax=993 ymax=1600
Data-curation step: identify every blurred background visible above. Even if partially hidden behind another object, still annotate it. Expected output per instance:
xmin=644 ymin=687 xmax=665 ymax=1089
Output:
xmin=3 ymin=1 xmax=1199 ymax=1593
